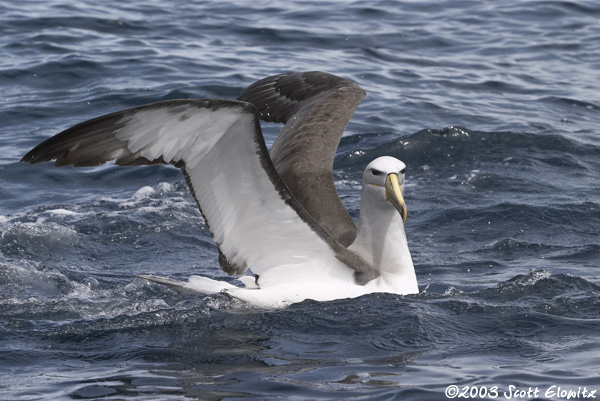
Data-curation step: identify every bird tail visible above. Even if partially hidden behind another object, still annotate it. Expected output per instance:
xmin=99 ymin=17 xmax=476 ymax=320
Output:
xmin=138 ymin=274 xmax=237 ymax=295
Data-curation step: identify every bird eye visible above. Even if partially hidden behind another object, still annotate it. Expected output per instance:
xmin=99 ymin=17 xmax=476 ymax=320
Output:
xmin=371 ymin=169 xmax=383 ymax=176
xmin=400 ymin=168 xmax=406 ymax=174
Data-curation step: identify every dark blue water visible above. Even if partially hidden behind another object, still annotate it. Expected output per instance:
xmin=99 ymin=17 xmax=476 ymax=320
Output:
xmin=1 ymin=1 xmax=599 ymax=400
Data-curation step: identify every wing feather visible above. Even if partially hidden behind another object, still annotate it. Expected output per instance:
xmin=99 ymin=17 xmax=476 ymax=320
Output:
xmin=238 ymin=71 xmax=366 ymax=246
xmin=21 ymin=98 xmax=375 ymax=280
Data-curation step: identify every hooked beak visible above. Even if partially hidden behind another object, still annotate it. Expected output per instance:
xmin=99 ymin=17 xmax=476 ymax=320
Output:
xmin=385 ymin=173 xmax=407 ymax=222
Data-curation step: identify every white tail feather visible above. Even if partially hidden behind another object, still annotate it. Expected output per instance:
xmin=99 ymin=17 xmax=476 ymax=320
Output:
xmin=138 ymin=274 xmax=237 ymax=295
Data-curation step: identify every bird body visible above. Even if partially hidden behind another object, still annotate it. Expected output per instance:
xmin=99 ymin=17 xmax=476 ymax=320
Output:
xmin=22 ymin=72 xmax=419 ymax=308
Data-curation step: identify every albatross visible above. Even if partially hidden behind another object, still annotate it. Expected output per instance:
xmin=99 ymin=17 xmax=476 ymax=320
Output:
xmin=21 ymin=71 xmax=418 ymax=308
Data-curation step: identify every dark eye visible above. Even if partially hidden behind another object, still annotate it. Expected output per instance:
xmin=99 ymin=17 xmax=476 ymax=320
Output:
xmin=371 ymin=169 xmax=383 ymax=176
xmin=400 ymin=168 xmax=406 ymax=174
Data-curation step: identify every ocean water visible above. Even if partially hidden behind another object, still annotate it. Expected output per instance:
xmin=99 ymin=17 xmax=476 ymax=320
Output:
xmin=1 ymin=1 xmax=599 ymax=400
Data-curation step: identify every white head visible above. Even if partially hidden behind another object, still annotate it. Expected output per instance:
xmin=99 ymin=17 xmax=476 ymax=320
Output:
xmin=361 ymin=156 xmax=407 ymax=222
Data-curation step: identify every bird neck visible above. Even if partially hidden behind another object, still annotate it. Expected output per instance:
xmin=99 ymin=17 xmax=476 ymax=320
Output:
xmin=349 ymin=197 xmax=416 ymax=285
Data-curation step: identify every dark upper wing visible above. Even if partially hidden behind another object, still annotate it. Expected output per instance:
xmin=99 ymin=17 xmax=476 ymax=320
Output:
xmin=237 ymin=71 xmax=366 ymax=247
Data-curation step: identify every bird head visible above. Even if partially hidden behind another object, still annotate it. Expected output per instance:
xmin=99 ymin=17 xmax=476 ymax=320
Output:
xmin=362 ymin=156 xmax=407 ymax=222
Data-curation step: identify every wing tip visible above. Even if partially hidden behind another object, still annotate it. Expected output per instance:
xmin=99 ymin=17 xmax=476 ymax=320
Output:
xmin=19 ymin=153 xmax=34 ymax=164
xmin=237 ymin=71 xmax=365 ymax=124
xmin=20 ymin=148 xmax=53 ymax=165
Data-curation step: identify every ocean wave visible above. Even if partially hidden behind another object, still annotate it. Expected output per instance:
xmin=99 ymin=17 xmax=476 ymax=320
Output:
xmin=337 ymin=127 xmax=600 ymax=173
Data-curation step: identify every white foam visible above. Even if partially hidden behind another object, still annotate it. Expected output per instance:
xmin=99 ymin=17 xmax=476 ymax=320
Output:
xmin=156 ymin=182 xmax=174 ymax=193
xmin=133 ymin=186 xmax=156 ymax=199
xmin=44 ymin=209 xmax=81 ymax=216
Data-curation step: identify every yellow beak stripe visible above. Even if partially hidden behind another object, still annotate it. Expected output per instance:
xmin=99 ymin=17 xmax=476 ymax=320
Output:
xmin=385 ymin=173 xmax=407 ymax=223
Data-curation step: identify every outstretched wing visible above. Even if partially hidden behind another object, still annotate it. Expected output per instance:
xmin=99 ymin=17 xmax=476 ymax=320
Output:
xmin=238 ymin=71 xmax=366 ymax=247
xmin=21 ymin=99 xmax=373 ymax=280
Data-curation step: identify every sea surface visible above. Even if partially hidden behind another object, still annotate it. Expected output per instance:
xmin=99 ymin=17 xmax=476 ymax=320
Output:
xmin=1 ymin=1 xmax=599 ymax=400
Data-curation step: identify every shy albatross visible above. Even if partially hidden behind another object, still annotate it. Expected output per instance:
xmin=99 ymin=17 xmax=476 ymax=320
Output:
xmin=21 ymin=71 xmax=418 ymax=308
